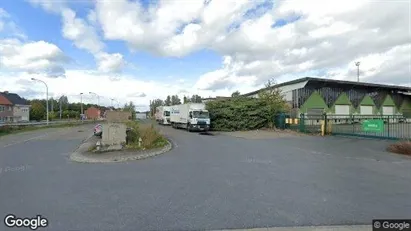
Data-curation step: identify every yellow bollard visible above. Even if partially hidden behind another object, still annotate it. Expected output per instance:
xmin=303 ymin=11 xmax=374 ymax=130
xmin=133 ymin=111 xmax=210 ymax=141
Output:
xmin=321 ymin=120 xmax=325 ymax=136
xmin=294 ymin=118 xmax=299 ymax=124
xmin=285 ymin=118 xmax=290 ymax=124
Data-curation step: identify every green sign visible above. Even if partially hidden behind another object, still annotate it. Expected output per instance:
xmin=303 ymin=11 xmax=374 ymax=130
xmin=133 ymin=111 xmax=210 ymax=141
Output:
xmin=362 ymin=120 xmax=384 ymax=132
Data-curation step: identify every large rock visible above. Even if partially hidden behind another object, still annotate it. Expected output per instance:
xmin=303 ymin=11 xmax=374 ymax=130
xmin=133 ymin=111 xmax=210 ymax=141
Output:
xmin=102 ymin=123 xmax=127 ymax=145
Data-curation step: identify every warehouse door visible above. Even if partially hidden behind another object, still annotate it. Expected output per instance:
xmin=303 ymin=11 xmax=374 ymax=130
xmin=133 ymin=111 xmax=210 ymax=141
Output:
xmin=360 ymin=106 xmax=373 ymax=115
xmin=335 ymin=105 xmax=350 ymax=119
xmin=382 ymin=106 xmax=394 ymax=115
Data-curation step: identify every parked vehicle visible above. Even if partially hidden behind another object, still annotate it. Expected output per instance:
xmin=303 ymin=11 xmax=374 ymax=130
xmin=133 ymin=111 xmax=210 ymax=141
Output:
xmin=155 ymin=106 xmax=171 ymax=125
xmin=94 ymin=124 xmax=102 ymax=136
xmin=170 ymin=103 xmax=210 ymax=132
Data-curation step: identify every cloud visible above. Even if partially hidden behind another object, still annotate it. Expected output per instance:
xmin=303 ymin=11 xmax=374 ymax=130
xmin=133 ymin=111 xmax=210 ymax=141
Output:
xmin=1 ymin=69 xmax=253 ymax=109
xmin=0 ymin=38 xmax=68 ymax=78
xmin=95 ymin=52 xmax=125 ymax=73
xmin=194 ymin=0 xmax=411 ymax=90
xmin=126 ymin=92 xmax=147 ymax=98
xmin=95 ymin=0 xmax=259 ymax=57
xmin=29 ymin=1 xmax=126 ymax=74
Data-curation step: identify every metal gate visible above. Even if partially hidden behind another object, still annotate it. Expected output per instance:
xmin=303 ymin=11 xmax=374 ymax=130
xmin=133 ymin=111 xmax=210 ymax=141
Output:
xmin=276 ymin=113 xmax=411 ymax=140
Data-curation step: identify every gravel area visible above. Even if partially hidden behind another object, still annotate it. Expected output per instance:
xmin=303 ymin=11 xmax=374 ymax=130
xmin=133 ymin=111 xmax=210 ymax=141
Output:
xmin=70 ymin=135 xmax=173 ymax=163
xmin=217 ymin=129 xmax=306 ymax=139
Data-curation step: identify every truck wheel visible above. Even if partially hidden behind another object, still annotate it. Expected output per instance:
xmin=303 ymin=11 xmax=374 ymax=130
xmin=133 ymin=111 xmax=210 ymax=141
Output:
xmin=187 ymin=123 xmax=191 ymax=132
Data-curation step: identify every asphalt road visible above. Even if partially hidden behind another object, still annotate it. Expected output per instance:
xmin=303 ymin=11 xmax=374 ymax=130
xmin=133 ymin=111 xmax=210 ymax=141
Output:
xmin=0 ymin=122 xmax=411 ymax=231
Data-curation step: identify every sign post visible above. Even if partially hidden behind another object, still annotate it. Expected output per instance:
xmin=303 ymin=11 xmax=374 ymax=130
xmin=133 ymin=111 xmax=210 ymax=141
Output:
xmin=362 ymin=120 xmax=384 ymax=132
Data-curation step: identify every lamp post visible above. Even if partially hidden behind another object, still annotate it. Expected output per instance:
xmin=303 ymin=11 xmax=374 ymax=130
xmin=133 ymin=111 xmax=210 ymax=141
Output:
xmin=89 ymin=92 xmax=100 ymax=106
xmin=31 ymin=78 xmax=49 ymax=125
xmin=355 ymin=61 xmax=360 ymax=82
xmin=80 ymin=93 xmax=84 ymax=119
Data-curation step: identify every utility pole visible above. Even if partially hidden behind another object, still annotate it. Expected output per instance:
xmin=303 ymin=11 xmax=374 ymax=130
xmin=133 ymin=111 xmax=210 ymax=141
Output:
xmin=355 ymin=61 xmax=360 ymax=82
xmin=59 ymin=97 xmax=62 ymax=120
xmin=31 ymin=78 xmax=49 ymax=125
xmin=80 ymin=93 xmax=84 ymax=120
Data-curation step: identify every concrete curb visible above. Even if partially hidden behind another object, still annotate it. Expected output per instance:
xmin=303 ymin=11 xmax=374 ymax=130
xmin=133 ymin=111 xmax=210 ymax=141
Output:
xmin=70 ymin=137 xmax=173 ymax=163
xmin=213 ymin=225 xmax=371 ymax=231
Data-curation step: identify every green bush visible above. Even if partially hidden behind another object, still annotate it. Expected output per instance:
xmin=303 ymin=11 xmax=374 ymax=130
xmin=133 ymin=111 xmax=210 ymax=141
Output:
xmin=206 ymin=97 xmax=271 ymax=131
xmin=125 ymin=121 xmax=167 ymax=149
xmin=206 ymin=82 xmax=289 ymax=131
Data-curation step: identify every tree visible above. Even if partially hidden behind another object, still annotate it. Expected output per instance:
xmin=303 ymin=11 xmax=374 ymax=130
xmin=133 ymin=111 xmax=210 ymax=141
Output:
xmin=258 ymin=79 xmax=289 ymax=128
xmin=123 ymin=101 xmax=136 ymax=120
xmin=30 ymin=100 xmax=46 ymax=121
xmin=164 ymin=95 xmax=172 ymax=106
xmin=171 ymin=95 xmax=181 ymax=105
xmin=190 ymin=95 xmax=202 ymax=103
xmin=59 ymin=95 xmax=69 ymax=110
xmin=231 ymin=91 xmax=241 ymax=97
xmin=149 ymin=99 xmax=164 ymax=116
xmin=183 ymin=95 xmax=190 ymax=104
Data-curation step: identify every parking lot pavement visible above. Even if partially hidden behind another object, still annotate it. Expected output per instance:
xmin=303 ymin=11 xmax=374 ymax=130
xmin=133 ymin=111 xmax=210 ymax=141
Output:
xmin=0 ymin=123 xmax=410 ymax=231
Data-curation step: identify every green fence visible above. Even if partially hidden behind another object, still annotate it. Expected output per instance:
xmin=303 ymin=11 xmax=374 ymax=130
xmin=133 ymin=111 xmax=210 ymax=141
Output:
xmin=275 ymin=113 xmax=411 ymax=140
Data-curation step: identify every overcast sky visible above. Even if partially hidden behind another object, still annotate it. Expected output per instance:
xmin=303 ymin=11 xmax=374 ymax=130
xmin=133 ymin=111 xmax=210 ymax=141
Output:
xmin=0 ymin=0 xmax=410 ymax=111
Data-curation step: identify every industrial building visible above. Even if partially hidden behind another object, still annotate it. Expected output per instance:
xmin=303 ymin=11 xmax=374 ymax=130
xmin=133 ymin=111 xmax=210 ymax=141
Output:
xmin=242 ymin=77 xmax=411 ymax=118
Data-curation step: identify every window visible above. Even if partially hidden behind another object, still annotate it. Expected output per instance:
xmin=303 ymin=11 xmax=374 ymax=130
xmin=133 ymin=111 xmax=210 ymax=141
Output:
xmin=0 ymin=106 xmax=4 ymax=112
xmin=8 ymin=106 xmax=12 ymax=111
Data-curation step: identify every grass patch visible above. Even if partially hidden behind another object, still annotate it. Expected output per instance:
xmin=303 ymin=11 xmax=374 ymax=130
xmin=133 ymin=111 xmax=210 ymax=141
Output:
xmin=0 ymin=121 xmax=95 ymax=137
xmin=387 ymin=140 xmax=411 ymax=156
xmin=125 ymin=121 xmax=168 ymax=150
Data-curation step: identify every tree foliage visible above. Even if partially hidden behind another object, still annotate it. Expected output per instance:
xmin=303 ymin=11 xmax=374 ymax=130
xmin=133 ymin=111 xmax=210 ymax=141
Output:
xmin=206 ymin=80 xmax=289 ymax=131
xmin=30 ymin=100 xmax=46 ymax=121
xmin=171 ymin=95 xmax=181 ymax=105
xmin=190 ymin=94 xmax=202 ymax=103
xmin=164 ymin=96 xmax=172 ymax=106
xmin=123 ymin=101 xmax=136 ymax=120
xmin=231 ymin=91 xmax=241 ymax=97
xmin=149 ymin=99 xmax=164 ymax=116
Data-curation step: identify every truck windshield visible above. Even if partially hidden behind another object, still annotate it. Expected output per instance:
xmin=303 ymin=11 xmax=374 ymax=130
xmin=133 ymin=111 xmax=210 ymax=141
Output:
xmin=193 ymin=111 xmax=209 ymax=118
xmin=164 ymin=111 xmax=170 ymax=116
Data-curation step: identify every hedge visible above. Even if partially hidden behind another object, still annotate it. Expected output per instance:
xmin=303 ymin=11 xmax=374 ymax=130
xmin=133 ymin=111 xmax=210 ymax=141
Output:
xmin=206 ymin=97 xmax=273 ymax=131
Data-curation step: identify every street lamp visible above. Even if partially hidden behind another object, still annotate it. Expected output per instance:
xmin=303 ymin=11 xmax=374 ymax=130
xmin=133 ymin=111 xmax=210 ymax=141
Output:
xmin=31 ymin=78 xmax=49 ymax=125
xmin=89 ymin=92 xmax=100 ymax=106
xmin=355 ymin=61 xmax=360 ymax=82
xmin=80 ymin=93 xmax=84 ymax=116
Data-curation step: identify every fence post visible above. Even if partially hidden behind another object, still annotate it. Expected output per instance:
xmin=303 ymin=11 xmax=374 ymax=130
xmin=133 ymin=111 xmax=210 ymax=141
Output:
xmin=299 ymin=113 xmax=305 ymax=133
xmin=323 ymin=113 xmax=328 ymax=135
xmin=387 ymin=115 xmax=390 ymax=138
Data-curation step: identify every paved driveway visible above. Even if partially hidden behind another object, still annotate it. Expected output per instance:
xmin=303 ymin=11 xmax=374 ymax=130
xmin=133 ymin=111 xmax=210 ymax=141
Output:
xmin=0 ymin=123 xmax=410 ymax=231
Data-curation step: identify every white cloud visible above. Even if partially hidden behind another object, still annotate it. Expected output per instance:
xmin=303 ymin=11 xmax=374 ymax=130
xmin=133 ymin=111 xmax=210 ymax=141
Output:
xmin=1 ymin=70 xmax=244 ymax=111
xmin=95 ymin=0 xmax=258 ymax=56
xmin=29 ymin=1 xmax=126 ymax=74
xmin=3 ymin=0 xmax=410 ymax=102
xmin=95 ymin=52 xmax=125 ymax=73
xmin=0 ymin=8 xmax=68 ymax=77
xmin=195 ymin=0 xmax=411 ymax=90
xmin=61 ymin=8 xmax=104 ymax=54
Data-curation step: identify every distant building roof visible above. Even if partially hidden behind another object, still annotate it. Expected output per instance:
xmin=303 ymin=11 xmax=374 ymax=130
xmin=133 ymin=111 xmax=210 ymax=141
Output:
xmin=202 ymin=96 xmax=232 ymax=101
xmin=0 ymin=94 xmax=12 ymax=105
xmin=242 ymin=77 xmax=411 ymax=97
xmin=0 ymin=91 xmax=29 ymax=105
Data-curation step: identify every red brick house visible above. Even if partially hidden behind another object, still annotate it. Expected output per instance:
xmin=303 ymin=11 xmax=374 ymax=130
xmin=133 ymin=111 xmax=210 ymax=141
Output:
xmin=0 ymin=94 xmax=13 ymax=123
xmin=85 ymin=106 xmax=101 ymax=120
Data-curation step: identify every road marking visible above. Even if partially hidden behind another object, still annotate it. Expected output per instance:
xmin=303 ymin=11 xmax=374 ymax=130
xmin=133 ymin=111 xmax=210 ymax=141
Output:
xmin=2 ymin=134 xmax=48 ymax=148
xmin=213 ymin=225 xmax=371 ymax=231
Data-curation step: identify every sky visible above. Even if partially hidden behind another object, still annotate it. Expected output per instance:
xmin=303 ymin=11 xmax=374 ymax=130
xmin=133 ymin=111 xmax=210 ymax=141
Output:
xmin=0 ymin=0 xmax=410 ymax=111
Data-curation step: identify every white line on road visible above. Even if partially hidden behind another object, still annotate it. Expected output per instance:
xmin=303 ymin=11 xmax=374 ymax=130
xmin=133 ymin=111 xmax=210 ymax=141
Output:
xmin=2 ymin=134 xmax=48 ymax=148
xmin=214 ymin=225 xmax=371 ymax=231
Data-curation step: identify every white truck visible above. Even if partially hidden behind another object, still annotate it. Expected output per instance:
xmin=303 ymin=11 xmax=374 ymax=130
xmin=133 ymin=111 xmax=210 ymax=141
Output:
xmin=170 ymin=103 xmax=210 ymax=131
xmin=155 ymin=106 xmax=171 ymax=125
